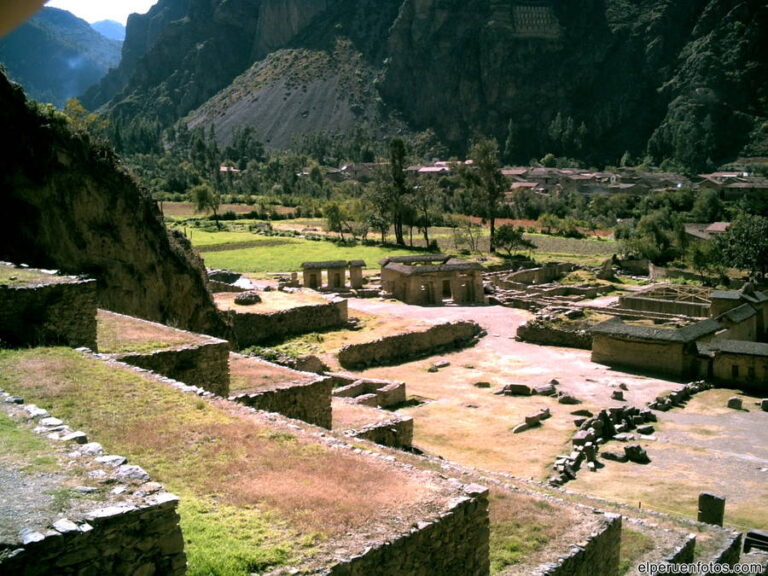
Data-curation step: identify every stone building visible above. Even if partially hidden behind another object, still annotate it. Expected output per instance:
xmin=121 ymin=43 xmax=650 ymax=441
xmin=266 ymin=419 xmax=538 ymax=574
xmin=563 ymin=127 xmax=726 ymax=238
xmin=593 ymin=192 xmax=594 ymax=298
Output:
xmin=592 ymin=284 xmax=768 ymax=384
xmin=591 ymin=318 xmax=722 ymax=379
xmin=380 ymin=255 xmax=485 ymax=306
xmin=301 ymin=260 xmax=366 ymax=290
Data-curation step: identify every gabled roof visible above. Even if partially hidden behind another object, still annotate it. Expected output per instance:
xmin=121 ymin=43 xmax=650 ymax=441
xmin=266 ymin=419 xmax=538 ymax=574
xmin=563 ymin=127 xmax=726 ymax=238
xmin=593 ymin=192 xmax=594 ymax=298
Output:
xmin=709 ymin=339 xmax=768 ymax=357
xmin=379 ymin=254 xmax=451 ymax=266
xmin=591 ymin=318 xmax=722 ymax=344
xmin=718 ymin=303 xmax=756 ymax=324
xmin=383 ymin=258 xmax=483 ymax=276
xmin=301 ymin=260 xmax=348 ymax=270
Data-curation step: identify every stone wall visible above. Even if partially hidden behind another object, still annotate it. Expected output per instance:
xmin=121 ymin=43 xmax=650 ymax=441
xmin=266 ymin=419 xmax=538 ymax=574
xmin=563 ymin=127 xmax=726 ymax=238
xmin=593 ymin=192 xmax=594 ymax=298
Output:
xmin=712 ymin=352 xmax=768 ymax=391
xmin=115 ymin=340 xmax=231 ymax=397
xmin=493 ymin=263 xmax=575 ymax=289
xmin=227 ymin=298 xmax=348 ymax=347
xmin=712 ymin=532 xmax=743 ymax=566
xmin=332 ymin=377 xmax=407 ymax=407
xmin=338 ymin=321 xmax=483 ymax=369
xmin=0 ymin=279 xmax=97 ymax=349
xmin=232 ymin=377 xmax=333 ymax=429
xmin=346 ymin=414 xmax=414 ymax=449
xmin=591 ymin=335 xmax=691 ymax=379
xmin=0 ymin=390 xmax=186 ymax=576
xmin=528 ymin=513 xmax=621 ymax=576
xmin=321 ymin=484 xmax=490 ymax=576
xmin=516 ymin=322 xmax=592 ymax=349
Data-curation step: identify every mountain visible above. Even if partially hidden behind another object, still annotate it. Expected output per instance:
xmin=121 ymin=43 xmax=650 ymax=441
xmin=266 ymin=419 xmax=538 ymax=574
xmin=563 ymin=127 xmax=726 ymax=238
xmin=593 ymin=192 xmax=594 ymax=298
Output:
xmin=0 ymin=70 xmax=228 ymax=338
xmin=91 ymin=20 xmax=126 ymax=42
xmin=0 ymin=7 xmax=122 ymax=108
xmin=85 ymin=0 xmax=768 ymax=171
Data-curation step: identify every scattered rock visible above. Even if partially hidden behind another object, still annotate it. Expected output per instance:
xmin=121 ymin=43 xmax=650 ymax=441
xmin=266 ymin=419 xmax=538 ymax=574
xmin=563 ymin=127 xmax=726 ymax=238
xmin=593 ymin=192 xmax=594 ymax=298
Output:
xmin=572 ymin=429 xmax=594 ymax=446
xmin=637 ymin=425 xmax=655 ymax=435
xmin=4 ymin=396 xmax=23 ymax=404
xmin=512 ymin=423 xmax=531 ymax=434
xmin=497 ymin=383 xmax=531 ymax=396
xmin=60 ymin=431 xmax=88 ymax=444
xmin=573 ymin=417 xmax=587 ymax=428
xmin=534 ymin=383 xmax=557 ymax=396
xmin=571 ymin=409 xmax=593 ymax=417
xmin=234 ymin=291 xmax=262 ymax=305
xmin=619 ymin=382 xmax=628 ymax=391
xmin=624 ymin=444 xmax=651 ymax=464
xmin=473 ymin=382 xmax=491 ymax=388
xmin=727 ymin=397 xmax=743 ymax=410
xmin=293 ymin=355 xmax=329 ymax=374
xmin=549 ymin=378 xmax=560 ymax=386
xmin=116 ymin=464 xmax=151 ymax=482
xmin=761 ymin=399 xmax=768 ymax=412
xmin=433 ymin=360 xmax=451 ymax=369
xmin=614 ymin=433 xmax=635 ymax=442
xmin=611 ymin=390 xmax=625 ymax=401
xmin=558 ymin=393 xmax=580 ymax=405
xmin=601 ymin=451 xmax=628 ymax=463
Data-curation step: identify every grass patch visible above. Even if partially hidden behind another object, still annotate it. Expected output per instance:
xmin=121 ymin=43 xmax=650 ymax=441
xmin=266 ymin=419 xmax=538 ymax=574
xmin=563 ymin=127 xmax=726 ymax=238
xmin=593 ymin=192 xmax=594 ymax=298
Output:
xmin=489 ymin=491 xmax=566 ymax=574
xmin=618 ymin=529 xmax=655 ymax=574
xmin=0 ymin=264 xmax=72 ymax=286
xmin=0 ymin=411 xmax=57 ymax=472
xmin=97 ymin=310 xmax=198 ymax=354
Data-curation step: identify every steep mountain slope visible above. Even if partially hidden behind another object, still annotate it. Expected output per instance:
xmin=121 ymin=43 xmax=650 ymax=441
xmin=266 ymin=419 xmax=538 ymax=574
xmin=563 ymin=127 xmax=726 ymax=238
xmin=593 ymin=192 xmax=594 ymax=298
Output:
xmin=0 ymin=7 xmax=122 ymax=107
xmin=87 ymin=0 xmax=768 ymax=169
xmin=0 ymin=71 xmax=227 ymax=338
xmin=91 ymin=20 xmax=126 ymax=42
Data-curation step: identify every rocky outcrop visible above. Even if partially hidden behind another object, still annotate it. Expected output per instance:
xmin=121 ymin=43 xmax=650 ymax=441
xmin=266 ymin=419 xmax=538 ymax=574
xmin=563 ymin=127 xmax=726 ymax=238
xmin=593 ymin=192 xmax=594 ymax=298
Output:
xmin=0 ymin=72 xmax=228 ymax=337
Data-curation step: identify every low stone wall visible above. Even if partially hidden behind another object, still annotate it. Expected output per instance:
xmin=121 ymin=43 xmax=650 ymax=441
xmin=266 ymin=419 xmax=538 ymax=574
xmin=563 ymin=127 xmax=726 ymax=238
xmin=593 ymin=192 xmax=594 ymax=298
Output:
xmin=516 ymin=322 xmax=592 ymax=349
xmin=493 ymin=263 xmax=575 ymax=289
xmin=114 ymin=339 xmax=231 ymax=397
xmin=527 ymin=512 xmax=621 ymax=576
xmin=712 ymin=532 xmax=743 ymax=566
xmin=227 ymin=298 xmax=348 ymax=347
xmin=233 ymin=377 xmax=333 ymax=429
xmin=0 ymin=391 xmax=185 ymax=576
xmin=618 ymin=294 xmax=710 ymax=318
xmin=332 ymin=376 xmax=407 ymax=408
xmin=346 ymin=414 xmax=414 ymax=449
xmin=338 ymin=321 xmax=483 ymax=369
xmin=0 ymin=279 xmax=97 ymax=349
xmin=321 ymin=484 xmax=490 ymax=576
xmin=665 ymin=533 xmax=697 ymax=564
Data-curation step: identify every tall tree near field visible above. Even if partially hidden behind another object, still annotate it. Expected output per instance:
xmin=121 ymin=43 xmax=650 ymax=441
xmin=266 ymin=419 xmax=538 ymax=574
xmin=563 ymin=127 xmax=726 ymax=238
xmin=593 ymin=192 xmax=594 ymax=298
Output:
xmin=463 ymin=138 xmax=505 ymax=253
xmin=389 ymin=137 xmax=409 ymax=246
xmin=191 ymin=183 xmax=221 ymax=229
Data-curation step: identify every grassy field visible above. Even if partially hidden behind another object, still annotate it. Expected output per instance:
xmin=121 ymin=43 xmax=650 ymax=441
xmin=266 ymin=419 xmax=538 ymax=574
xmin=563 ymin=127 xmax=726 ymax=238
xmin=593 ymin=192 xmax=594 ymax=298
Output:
xmin=179 ymin=227 xmax=437 ymax=274
xmin=176 ymin=218 xmax=619 ymax=275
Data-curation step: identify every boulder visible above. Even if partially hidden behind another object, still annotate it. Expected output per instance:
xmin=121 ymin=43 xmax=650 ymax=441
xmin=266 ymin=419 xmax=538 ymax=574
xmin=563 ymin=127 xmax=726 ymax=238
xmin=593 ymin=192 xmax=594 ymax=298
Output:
xmin=727 ymin=397 xmax=743 ymax=410
xmin=624 ymin=444 xmax=651 ymax=464
xmin=611 ymin=390 xmax=625 ymax=401
xmin=558 ymin=393 xmax=580 ymax=405
xmin=234 ymin=291 xmax=262 ymax=306
xmin=601 ymin=451 xmax=628 ymax=463
xmin=637 ymin=424 xmax=655 ymax=435
xmin=761 ymin=399 xmax=768 ymax=412
xmin=534 ymin=383 xmax=557 ymax=396
xmin=499 ymin=383 xmax=532 ymax=396
xmin=473 ymin=381 xmax=491 ymax=388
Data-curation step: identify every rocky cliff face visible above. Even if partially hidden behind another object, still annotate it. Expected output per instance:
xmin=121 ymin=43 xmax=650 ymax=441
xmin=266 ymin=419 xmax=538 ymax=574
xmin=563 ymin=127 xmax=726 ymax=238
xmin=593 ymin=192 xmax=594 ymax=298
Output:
xmin=0 ymin=72 xmax=228 ymax=338
xmin=87 ymin=0 xmax=768 ymax=168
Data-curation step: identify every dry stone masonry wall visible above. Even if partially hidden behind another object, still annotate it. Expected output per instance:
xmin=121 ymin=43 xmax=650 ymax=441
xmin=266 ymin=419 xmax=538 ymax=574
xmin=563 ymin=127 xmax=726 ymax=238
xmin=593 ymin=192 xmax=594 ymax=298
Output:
xmin=227 ymin=298 xmax=348 ymax=347
xmin=0 ymin=389 xmax=185 ymax=576
xmin=318 ymin=484 xmax=490 ymax=576
xmin=338 ymin=321 xmax=483 ymax=369
xmin=233 ymin=376 xmax=334 ymax=429
xmin=0 ymin=278 xmax=97 ymax=349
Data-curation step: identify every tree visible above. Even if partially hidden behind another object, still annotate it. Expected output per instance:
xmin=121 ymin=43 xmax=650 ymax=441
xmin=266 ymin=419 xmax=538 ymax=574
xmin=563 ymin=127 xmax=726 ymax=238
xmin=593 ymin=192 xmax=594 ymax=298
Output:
xmin=190 ymin=183 xmax=221 ymax=229
xmin=714 ymin=214 xmax=768 ymax=278
xmin=463 ymin=138 xmax=505 ymax=253
xmin=495 ymin=224 xmax=535 ymax=257
xmin=413 ymin=179 xmax=443 ymax=247
xmin=323 ymin=202 xmax=350 ymax=241
xmin=389 ymin=138 xmax=409 ymax=246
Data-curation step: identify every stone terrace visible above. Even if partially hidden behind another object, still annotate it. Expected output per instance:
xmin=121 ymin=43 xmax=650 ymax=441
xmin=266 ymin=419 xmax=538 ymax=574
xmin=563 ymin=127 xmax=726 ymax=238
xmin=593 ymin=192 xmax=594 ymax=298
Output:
xmin=0 ymin=348 xmax=489 ymax=576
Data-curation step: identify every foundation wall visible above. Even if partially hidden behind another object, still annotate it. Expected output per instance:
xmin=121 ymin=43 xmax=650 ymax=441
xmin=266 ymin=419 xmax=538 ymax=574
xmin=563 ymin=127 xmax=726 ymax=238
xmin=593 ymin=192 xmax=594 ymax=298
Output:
xmin=348 ymin=415 xmax=414 ymax=449
xmin=0 ymin=280 xmax=97 ymax=349
xmin=229 ymin=299 xmax=348 ymax=347
xmin=338 ymin=321 xmax=483 ymax=369
xmin=233 ymin=377 xmax=333 ymax=428
xmin=325 ymin=485 xmax=490 ymax=576
xmin=516 ymin=322 xmax=592 ymax=349
xmin=529 ymin=513 xmax=621 ymax=576
xmin=116 ymin=341 xmax=231 ymax=397
xmin=617 ymin=295 xmax=710 ymax=318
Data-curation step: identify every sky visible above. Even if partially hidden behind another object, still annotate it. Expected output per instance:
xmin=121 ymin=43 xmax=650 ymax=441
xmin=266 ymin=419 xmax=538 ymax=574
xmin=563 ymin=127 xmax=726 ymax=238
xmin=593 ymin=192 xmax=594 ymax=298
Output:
xmin=45 ymin=0 xmax=158 ymax=24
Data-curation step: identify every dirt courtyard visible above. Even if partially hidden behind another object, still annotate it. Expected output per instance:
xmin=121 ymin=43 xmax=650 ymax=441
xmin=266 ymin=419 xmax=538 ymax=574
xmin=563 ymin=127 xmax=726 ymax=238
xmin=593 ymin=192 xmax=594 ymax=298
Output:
xmin=335 ymin=299 xmax=768 ymax=531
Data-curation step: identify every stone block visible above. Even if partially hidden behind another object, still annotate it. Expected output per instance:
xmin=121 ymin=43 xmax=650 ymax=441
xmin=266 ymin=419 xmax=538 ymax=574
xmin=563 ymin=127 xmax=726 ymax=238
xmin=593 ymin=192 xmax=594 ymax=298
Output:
xmin=534 ymin=383 xmax=557 ymax=396
xmin=601 ymin=451 xmax=628 ymax=463
xmin=558 ymin=393 xmax=580 ymax=405
xmin=637 ymin=424 xmax=655 ymax=435
xmin=727 ymin=397 xmax=743 ymax=410
xmin=762 ymin=399 xmax=768 ymax=412
xmin=698 ymin=492 xmax=725 ymax=527
xmin=611 ymin=390 xmax=624 ymax=401
xmin=624 ymin=444 xmax=650 ymax=464
xmin=499 ymin=383 xmax=531 ymax=396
